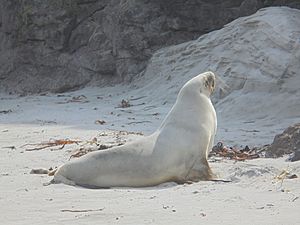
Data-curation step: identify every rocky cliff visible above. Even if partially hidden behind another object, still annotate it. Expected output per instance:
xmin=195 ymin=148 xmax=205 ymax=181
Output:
xmin=0 ymin=0 xmax=299 ymax=94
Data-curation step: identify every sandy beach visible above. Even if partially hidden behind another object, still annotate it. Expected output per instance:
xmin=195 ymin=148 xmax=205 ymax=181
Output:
xmin=1 ymin=7 xmax=300 ymax=225
xmin=1 ymin=85 xmax=299 ymax=225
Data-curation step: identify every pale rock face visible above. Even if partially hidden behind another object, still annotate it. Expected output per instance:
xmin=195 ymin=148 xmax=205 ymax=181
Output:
xmin=0 ymin=0 xmax=299 ymax=94
xmin=131 ymin=7 xmax=300 ymax=145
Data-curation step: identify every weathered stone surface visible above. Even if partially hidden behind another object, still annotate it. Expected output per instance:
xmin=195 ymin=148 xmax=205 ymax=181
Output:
xmin=0 ymin=0 xmax=299 ymax=94
xmin=266 ymin=123 xmax=300 ymax=159
xmin=290 ymin=150 xmax=300 ymax=162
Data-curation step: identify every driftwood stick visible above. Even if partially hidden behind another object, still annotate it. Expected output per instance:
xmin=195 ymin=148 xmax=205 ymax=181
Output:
xmin=61 ymin=208 xmax=104 ymax=213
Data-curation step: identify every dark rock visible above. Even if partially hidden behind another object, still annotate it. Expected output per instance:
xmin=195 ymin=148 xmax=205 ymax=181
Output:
xmin=265 ymin=123 xmax=300 ymax=158
xmin=290 ymin=149 xmax=300 ymax=162
xmin=242 ymin=145 xmax=251 ymax=152
xmin=0 ymin=0 xmax=300 ymax=94
xmin=212 ymin=142 xmax=224 ymax=152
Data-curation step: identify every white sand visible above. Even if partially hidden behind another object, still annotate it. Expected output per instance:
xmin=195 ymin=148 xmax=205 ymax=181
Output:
xmin=1 ymin=7 xmax=300 ymax=225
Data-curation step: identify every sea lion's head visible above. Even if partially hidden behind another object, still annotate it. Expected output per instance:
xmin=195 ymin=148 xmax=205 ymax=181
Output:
xmin=178 ymin=71 xmax=216 ymax=99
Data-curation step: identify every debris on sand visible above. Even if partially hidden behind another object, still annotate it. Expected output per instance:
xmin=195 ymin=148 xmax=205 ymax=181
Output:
xmin=274 ymin=169 xmax=298 ymax=191
xmin=275 ymin=170 xmax=298 ymax=180
xmin=30 ymin=168 xmax=49 ymax=174
xmin=0 ymin=109 xmax=12 ymax=114
xmin=61 ymin=208 xmax=104 ymax=213
xmin=95 ymin=120 xmax=106 ymax=125
xmin=69 ymin=147 xmax=98 ymax=159
xmin=69 ymin=143 xmax=125 ymax=159
xmin=22 ymin=139 xmax=81 ymax=151
xmin=2 ymin=146 xmax=16 ymax=150
xmin=30 ymin=167 xmax=55 ymax=175
xmin=56 ymin=95 xmax=89 ymax=104
xmin=24 ymin=130 xmax=143 ymax=159
xmin=119 ymin=99 xmax=131 ymax=108
xmin=210 ymin=142 xmax=260 ymax=161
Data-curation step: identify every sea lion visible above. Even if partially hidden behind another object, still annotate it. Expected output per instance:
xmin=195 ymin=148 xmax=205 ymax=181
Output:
xmin=52 ymin=71 xmax=217 ymax=188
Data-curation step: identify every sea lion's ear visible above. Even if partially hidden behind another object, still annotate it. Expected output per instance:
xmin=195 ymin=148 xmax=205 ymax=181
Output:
xmin=211 ymin=78 xmax=215 ymax=90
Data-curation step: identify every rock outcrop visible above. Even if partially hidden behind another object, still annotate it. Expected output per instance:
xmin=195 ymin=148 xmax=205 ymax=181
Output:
xmin=1 ymin=0 xmax=300 ymax=94
xmin=265 ymin=123 xmax=300 ymax=159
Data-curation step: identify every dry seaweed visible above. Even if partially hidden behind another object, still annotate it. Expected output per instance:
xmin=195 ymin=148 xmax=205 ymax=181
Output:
xmin=69 ymin=143 xmax=124 ymax=159
xmin=210 ymin=142 xmax=260 ymax=161
xmin=22 ymin=139 xmax=81 ymax=151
